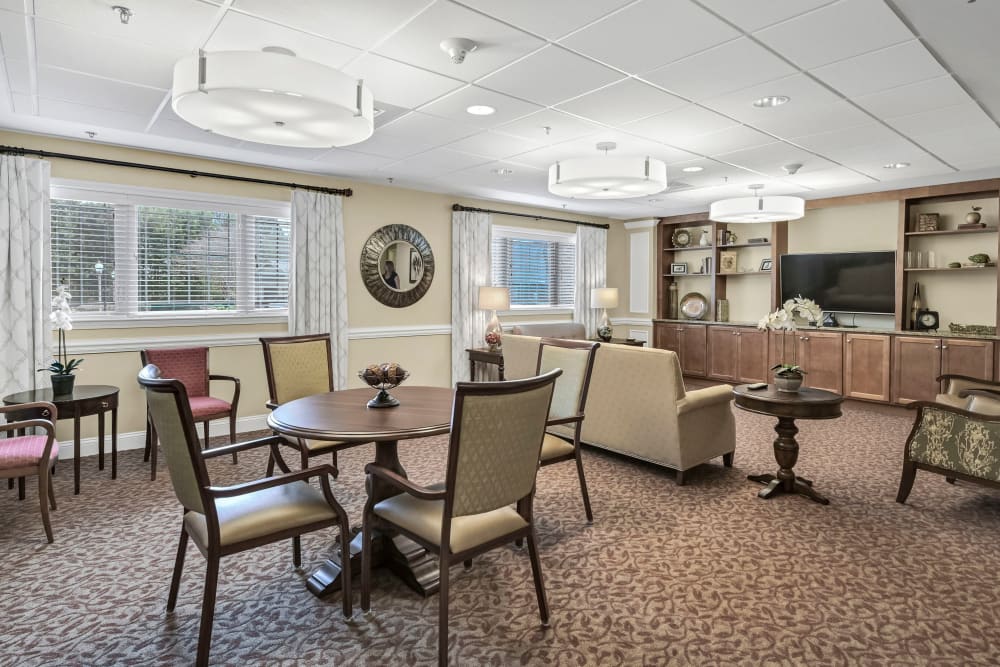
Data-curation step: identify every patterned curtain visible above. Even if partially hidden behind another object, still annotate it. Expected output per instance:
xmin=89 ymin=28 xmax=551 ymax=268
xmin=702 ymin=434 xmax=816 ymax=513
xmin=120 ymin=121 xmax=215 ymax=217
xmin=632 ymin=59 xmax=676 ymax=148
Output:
xmin=574 ymin=225 xmax=608 ymax=338
xmin=451 ymin=209 xmax=492 ymax=385
xmin=0 ymin=155 xmax=51 ymax=397
xmin=289 ymin=190 xmax=348 ymax=387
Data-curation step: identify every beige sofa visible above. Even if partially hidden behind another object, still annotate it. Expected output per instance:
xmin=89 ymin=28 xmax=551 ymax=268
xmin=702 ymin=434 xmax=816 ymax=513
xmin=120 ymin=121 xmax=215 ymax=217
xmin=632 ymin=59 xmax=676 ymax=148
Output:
xmin=510 ymin=321 xmax=586 ymax=339
xmin=503 ymin=334 xmax=735 ymax=484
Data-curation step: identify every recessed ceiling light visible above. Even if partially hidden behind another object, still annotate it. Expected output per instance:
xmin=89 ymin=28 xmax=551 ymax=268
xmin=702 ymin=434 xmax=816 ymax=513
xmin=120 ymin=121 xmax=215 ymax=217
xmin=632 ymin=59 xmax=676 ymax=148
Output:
xmin=752 ymin=95 xmax=790 ymax=108
xmin=681 ymin=166 xmax=704 ymax=173
xmin=884 ymin=162 xmax=910 ymax=169
xmin=492 ymin=167 xmax=514 ymax=176
xmin=466 ymin=105 xmax=496 ymax=116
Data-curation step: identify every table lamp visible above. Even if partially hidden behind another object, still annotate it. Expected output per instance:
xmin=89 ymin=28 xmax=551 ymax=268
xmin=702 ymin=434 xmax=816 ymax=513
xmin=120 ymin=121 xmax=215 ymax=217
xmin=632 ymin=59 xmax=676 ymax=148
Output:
xmin=591 ymin=287 xmax=618 ymax=342
xmin=478 ymin=286 xmax=510 ymax=351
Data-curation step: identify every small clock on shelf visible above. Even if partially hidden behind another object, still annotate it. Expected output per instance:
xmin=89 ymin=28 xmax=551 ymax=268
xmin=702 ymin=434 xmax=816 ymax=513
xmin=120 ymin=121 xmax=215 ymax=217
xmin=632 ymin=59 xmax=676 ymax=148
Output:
xmin=671 ymin=228 xmax=692 ymax=248
xmin=915 ymin=309 xmax=939 ymax=332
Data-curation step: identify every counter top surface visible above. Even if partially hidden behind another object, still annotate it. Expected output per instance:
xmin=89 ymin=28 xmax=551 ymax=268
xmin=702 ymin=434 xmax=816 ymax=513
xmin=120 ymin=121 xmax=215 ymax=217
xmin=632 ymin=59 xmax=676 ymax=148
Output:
xmin=652 ymin=319 xmax=1000 ymax=340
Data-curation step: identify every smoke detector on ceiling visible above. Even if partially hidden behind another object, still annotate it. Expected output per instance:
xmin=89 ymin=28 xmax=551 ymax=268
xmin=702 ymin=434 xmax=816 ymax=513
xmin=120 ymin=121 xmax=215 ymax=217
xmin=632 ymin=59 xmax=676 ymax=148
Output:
xmin=440 ymin=38 xmax=478 ymax=64
xmin=782 ymin=163 xmax=803 ymax=175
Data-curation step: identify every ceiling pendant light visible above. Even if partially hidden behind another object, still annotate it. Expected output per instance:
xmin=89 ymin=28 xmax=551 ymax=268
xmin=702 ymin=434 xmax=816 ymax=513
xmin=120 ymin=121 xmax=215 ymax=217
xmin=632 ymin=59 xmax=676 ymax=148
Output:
xmin=709 ymin=184 xmax=805 ymax=223
xmin=171 ymin=47 xmax=374 ymax=148
xmin=548 ymin=142 xmax=667 ymax=199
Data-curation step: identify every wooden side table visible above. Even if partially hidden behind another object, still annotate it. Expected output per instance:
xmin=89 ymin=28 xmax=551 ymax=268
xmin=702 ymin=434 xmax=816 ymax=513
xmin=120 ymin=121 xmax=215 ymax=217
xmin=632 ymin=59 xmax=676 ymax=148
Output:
xmin=589 ymin=337 xmax=646 ymax=347
xmin=3 ymin=385 xmax=120 ymax=495
xmin=466 ymin=347 xmax=504 ymax=381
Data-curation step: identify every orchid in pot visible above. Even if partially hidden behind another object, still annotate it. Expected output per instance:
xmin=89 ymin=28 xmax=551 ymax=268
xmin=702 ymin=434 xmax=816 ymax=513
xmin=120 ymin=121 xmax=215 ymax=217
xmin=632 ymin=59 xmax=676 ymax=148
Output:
xmin=757 ymin=296 xmax=824 ymax=392
xmin=38 ymin=285 xmax=83 ymax=395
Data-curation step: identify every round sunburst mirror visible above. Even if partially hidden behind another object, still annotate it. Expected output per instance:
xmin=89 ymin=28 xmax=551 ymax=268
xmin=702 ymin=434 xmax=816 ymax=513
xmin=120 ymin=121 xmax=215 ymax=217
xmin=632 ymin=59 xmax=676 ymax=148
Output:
xmin=360 ymin=224 xmax=434 ymax=308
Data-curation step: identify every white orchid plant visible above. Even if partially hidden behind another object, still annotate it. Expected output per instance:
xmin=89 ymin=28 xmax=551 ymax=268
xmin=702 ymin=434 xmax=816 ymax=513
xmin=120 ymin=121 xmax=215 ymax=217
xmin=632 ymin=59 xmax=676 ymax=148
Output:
xmin=758 ymin=296 xmax=824 ymax=377
xmin=38 ymin=284 xmax=84 ymax=376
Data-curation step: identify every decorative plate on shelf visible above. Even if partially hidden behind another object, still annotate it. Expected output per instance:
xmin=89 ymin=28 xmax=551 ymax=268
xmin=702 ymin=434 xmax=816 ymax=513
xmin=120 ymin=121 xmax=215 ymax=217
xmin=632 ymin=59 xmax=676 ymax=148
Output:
xmin=671 ymin=228 xmax=691 ymax=248
xmin=679 ymin=292 xmax=708 ymax=320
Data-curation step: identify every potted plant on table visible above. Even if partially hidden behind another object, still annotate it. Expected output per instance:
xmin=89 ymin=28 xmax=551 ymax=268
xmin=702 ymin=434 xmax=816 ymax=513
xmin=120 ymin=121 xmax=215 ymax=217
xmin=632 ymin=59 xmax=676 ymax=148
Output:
xmin=38 ymin=284 xmax=83 ymax=395
xmin=757 ymin=296 xmax=824 ymax=393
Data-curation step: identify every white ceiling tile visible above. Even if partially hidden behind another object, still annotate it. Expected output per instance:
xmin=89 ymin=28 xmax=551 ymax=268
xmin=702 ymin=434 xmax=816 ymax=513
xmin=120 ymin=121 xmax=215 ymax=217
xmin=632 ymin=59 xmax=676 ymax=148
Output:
xmin=418 ymin=86 xmax=542 ymax=128
xmin=702 ymin=73 xmax=841 ymax=119
xmin=837 ymin=149 xmax=950 ymax=179
xmin=622 ymin=104 xmax=737 ymax=145
xmin=511 ymin=131 xmax=696 ymax=170
xmin=37 ymin=67 xmax=166 ymax=115
xmin=793 ymin=123 xmax=910 ymax=158
xmin=457 ymin=0 xmax=633 ymax=40
xmin=0 ymin=8 xmax=29 ymax=59
xmin=495 ymin=109 xmax=604 ymax=143
xmin=905 ymin=123 xmax=1000 ymax=169
xmin=231 ymin=0 xmax=428 ymax=51
xmin=663 ymin=159 xmax=758 ymax=188
xmin=373 ymin=102 xmax=411 ymax=128
xmin=641 ymin=38 xmax=796 ymax=102
xmin=754 ymin=0 xmax=913 ymax=70
xmin=232 ymin=143 xmax=332 ymax=159
xmin=147 ymin=116 xmax=244 ymax=147
xmin=206 ymin=10 xmax=361 ymax=68
xmin=556 ymin=79 xmax=686 ymax=126
xmin=443 ymin=159 xmax=546 ymax=190
xmin=714 ymin=141 xmax=837 ymax=178
xmin=344 ymin=53 xmax=464 ymax=109
xmin=351 ymin=111 xmax=479 ymax=158
xmin=477 ymin=45 xmax=624 ymax=106
xmin=673 ymin=124 xmax=774 ymax=155
xmin=783 ymin=166 xmax=875 ymax=189
xmin=853 ymin=76 xmax=972 ymax=120
xmin=561 ymin=0 xmax=739 ymax=74
xmin=698 ymin=0 xmax=837 ymax=32
xmin=312 ymin=149 xmax=398 ymax=174
xmin=0 ymin=1 xmax=26 ymax=12
xmin=11 ymin=92 xmax=34 ymax=114
xmin=378 ymin=148 xmax=492 ymax=178
xmin=811 ymin=40 xmax=946 ymax=99
xmin=886 ymin=102 xmax=994 ymax=137
xmin=38 ymin=97 xmax=152 ymax=132
xmin=374 ymin=2 xmax=544 ymax=83
xmin=3 ymin=58 xmax=31 ymax=94
xmin=444 ymin=131 xmax=545 ymax=160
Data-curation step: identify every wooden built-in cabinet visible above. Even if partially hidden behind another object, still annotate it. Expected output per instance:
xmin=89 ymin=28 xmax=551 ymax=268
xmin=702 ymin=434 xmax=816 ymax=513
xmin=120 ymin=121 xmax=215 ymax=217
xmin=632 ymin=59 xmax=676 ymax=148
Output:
xmin=654 ymin=322 xmax=707 ymax=376
xmin=844 ymin=333 xmax=892 ymax=402
xmin=891 ymin=336 xmax=995 ymax=404
xmin=796 ymin=331 xmax=844 ymax=394
xmin=708 ymin=326 xmax=768 ymax=383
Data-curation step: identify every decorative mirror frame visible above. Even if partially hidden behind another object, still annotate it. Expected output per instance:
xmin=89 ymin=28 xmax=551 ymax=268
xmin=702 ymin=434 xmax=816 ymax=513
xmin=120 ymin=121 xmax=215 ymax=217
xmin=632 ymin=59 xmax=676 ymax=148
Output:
xmin=360 ymin=224 xmax=435 ymax=308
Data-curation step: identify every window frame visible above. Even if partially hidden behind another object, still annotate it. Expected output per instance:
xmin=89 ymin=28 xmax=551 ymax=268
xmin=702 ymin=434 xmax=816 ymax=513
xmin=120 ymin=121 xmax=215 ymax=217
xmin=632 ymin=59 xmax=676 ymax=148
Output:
xmin=491 ymin=224 xmax=577 ymax=315
xmin=50 ymin=179 xmax=292 ymax=329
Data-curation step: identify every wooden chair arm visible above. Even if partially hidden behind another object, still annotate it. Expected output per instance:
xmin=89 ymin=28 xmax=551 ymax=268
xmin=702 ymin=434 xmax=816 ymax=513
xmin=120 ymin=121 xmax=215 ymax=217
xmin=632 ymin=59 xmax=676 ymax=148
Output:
xmin=546 ymin=414 xmax=583 ymax=427
xmin=201 ymin=434 xmax=285 ymax=459
xmin=0 ymin=401 xmax=58 ymax=421
xmin=957 ymin=388 xmax=1000 ymax=400
xmin=209 ymin=374 xmax=240 ymax=412
xmin=207 ymin=464 xmax=337 ymax=498
xmin=265 ymin=401 xmax=279 ymax=411
xmin=936 ymin=374 xmax=1000 ymax=388
xmin=209 ymin=374 xmax=239 ymax=384
xmin=364 ymin=463 xmax=447 ymax=501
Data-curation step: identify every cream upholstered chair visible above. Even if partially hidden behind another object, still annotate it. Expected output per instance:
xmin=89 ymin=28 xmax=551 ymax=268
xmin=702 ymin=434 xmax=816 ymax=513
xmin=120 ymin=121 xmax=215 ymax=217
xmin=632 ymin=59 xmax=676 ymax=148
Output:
xmin=535 ymin=338 xmax=600 ymax=522
xmin=934 ymin=374 xmax=1000 ymax=416
xmin=0 ymin=402 xmax=58 ymax=542
xmin=260 ymin=334 xmax=352 ymax=476
xmin=139 ymin=364 xmax=352 ymax=667
xmin=360 ymin=369 xmax=561 ymax=667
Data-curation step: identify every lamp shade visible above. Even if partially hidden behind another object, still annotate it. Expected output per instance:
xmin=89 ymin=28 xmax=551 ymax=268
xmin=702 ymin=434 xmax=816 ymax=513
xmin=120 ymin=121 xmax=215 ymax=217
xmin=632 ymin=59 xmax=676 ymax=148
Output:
xmin=709 ymin=195 xmax=805 ymax=223
xmin=172 ymin=49 xmax=374 ymax=148
xmin=478 ymin=286 xmax=510 ymax=310
xmin=548 ymin=156 xmax=667 ymax=199
xmin=591 ymin=287 xmax=619 ymax=308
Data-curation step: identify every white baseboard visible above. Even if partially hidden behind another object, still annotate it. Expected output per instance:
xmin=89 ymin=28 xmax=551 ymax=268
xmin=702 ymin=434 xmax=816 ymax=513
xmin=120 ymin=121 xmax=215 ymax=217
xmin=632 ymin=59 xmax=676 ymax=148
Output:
xmin=56 ymin=414 xmax=271 ymax=460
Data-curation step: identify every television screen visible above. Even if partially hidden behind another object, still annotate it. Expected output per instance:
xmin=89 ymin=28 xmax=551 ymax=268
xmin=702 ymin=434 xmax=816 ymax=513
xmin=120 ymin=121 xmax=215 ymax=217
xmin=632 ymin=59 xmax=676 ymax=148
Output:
xmin=780 ymin=251 xmax=896 ymax=315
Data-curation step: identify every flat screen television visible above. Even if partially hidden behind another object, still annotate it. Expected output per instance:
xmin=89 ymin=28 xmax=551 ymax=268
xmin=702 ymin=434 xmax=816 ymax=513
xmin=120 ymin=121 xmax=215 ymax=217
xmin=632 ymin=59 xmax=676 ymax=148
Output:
xmin=780 ymin=251 xmax=896 ymax=315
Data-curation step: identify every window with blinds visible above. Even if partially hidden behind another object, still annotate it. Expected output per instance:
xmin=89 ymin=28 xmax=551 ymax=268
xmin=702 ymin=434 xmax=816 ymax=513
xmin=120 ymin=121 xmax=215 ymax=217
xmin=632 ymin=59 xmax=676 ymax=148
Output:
xmin=50 ymin=184 xmax=291 ymax=321
xmin=491 ymin=226 xmax=576 ymax=308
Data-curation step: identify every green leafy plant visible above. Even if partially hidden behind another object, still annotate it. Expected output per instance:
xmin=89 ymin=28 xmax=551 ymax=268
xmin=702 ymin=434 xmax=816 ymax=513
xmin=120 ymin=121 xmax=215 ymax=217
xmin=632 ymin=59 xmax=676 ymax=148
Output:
xmin=770 ymin=363 xmax=807 ymax=378
xmin=37 ymin=285 xmax=84 ymax=376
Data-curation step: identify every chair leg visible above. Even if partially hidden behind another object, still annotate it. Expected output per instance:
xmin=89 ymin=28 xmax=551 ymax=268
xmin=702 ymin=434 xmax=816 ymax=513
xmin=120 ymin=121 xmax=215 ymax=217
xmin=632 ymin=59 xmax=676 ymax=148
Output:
xmin=47 ymin=474 xmax=57 ymax=510
xmin=38 ymin=472 xmax=53 ymax=543
xmin=144 ymin=417 xmax=152 ymax=462
xmin=438 ymin=553 xmax=450 ymax=667
xmin=331 ymin=451 xmax=339 ymax=479
xmin=203 ymin=421 xmax=210 ymax=451
xmin=723 ymin=451 xmax=734 ymax=467
xmin=525 ymin=530 xmax=550 ymax=626
xmin=229 ymin=413 xmax=238 ymax=465
xmin=6 ymin=478 xmax=12 ymax=490
xmin=338 ymin=514 xmax=352 ymax=619
xmin=360 ymin=511 xmax=374 ymax=612
xmin=265 ymin=453 xmax=276 ymax=477
xmin=168 ymin=527 xmax=189 ymax=612
xmin=573 ymin=447 xmax=593 ymax=523
xmin=196 ymin=557 xmax=220 ymax=667
xmin=300 ymin=449 xmax=309 ymax=471
xmin=150 ymin=422 xmax=158 ymax=481
xmin=675 ymin=469 xmax=686 ymax=486
xmin=18 ymin=476 xmax=25 ymax=500
xmin=896 ymin=460 xmax=917 ymax=504
xmin=292 ymin=536 xmax=301 ymax=568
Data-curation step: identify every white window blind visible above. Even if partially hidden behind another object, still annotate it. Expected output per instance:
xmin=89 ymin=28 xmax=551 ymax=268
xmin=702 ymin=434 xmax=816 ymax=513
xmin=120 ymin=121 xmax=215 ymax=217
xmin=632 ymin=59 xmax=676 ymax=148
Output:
xmin=50 ymin=183 xmax=291 ymax=322
xmin=491 ymin=226 xmax=576 ymax=308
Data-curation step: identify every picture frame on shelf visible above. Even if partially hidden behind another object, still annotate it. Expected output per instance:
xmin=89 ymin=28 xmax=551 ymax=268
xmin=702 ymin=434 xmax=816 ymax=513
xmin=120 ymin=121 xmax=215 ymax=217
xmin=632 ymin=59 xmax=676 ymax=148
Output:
xmin=916 ymin=213 xmax=939 ymax=232
xmin=670 ymin=262 xmax=688 ymax=275
xmin=760 ymin=258 xmax=773 ymax=272
xmin=719 ymin=250 xmax=738 ymax=274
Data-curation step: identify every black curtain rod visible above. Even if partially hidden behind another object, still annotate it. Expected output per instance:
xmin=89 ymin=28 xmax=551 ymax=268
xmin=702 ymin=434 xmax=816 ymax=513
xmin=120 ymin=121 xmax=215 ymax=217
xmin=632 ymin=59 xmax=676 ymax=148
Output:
xmin=0 ymin=145 xmax=353 ymax=197
xmin=452 ymin=203 xmax=609 ymax=229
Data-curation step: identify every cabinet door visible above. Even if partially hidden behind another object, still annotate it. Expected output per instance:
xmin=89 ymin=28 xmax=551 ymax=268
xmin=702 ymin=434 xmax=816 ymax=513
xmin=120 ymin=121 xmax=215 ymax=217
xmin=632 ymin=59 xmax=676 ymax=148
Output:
xmin=844 ymin=334 xmax=891 ymax=402
xmin=798 ymin=331 xmax=843 ymax=394
xmin=679 ymin=324 xmax=707 ymax=376
xmin=707 ymin=326 xmax=738 ymax=381
xmin=942 ymin=339 xmax=994 ymax=381
xmin=892 ymin=336 xmax=942 ymax=404
xmin=737 ymin=328 xmax=769 ymax=383
xmin=654 ymin=323 xmax=679 ymax=353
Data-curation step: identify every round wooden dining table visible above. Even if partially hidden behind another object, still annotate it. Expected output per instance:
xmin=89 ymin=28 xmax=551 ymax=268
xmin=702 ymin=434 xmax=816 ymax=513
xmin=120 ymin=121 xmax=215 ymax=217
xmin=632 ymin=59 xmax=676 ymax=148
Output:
xmin=267 ymin=385 xmax=454 ymax=598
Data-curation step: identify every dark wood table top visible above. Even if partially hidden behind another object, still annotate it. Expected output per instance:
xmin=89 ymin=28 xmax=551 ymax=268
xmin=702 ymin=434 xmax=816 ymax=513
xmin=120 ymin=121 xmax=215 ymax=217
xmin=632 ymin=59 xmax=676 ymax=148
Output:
xmin=3 ymin=384 xmax=119 ymax=406
xmin=267 ymin=385 xmax=454 ymax=442
xmin=731 ymin=384 xmax=843 ymax=420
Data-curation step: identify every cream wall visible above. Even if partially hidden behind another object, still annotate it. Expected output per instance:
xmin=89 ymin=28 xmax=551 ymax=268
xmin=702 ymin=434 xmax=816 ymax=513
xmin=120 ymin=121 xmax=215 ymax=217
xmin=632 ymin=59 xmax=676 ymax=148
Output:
xmin=0 ymin=131 xmax=609 ymax=444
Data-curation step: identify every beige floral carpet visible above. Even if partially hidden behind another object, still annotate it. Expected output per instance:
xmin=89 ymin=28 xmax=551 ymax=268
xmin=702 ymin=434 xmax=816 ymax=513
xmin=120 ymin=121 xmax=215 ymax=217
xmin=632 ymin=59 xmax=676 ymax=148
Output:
xmin=2 ymin=400 xmax=999 ymax=666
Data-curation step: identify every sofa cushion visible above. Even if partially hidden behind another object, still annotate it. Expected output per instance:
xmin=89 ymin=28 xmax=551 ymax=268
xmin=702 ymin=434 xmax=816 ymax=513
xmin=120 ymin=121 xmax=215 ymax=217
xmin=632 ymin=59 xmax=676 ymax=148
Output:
xmin=510 ymin=322 xmax=585 ymax=340
xmin=541 ymin=433 xmax=575 ymax=461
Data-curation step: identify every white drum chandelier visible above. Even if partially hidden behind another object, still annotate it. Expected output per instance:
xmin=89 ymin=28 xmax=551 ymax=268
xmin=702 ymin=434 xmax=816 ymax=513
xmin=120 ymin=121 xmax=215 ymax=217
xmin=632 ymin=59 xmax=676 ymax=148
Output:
xmin=172 ymin=47 xmax=374 ymax=148
xmin=548 ymin=142 xmax=667 ymax=199
xmin=709 ymin=184 xmax=805 ymax=223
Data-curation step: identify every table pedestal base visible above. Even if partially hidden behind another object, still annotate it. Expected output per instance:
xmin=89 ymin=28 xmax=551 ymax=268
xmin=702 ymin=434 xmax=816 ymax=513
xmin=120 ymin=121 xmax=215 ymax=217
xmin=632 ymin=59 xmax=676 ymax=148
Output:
xmin=747 ymin=415 xmax=830 ymax=505
xmin=747 ymin=472 xmax=828 ymax=505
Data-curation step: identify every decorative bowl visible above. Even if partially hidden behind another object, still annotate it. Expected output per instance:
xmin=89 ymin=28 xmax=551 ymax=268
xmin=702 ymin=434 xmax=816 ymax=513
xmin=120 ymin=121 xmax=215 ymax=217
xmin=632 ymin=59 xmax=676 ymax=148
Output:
xmin=358 ymin=363 xmax=409 ymax=408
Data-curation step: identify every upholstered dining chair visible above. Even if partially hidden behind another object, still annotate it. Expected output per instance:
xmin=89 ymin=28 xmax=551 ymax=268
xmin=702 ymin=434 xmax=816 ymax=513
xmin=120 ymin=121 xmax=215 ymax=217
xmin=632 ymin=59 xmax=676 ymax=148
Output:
xmin=138 ymin=364 xmax=352 ymax=667
xmin=260 ymin=333 xmax=349 ymax=476
xmin=534 ymin=338 xmax=601 ymax=523
xmin=934 ymin=374 xmax=1000 ymax=416
xmin=361 ymin=369 xmax=561 ymax=667
xmin=0 ymin=402 xmax=59 ymax=543
xmin=141 ymin=347 xmax=240 ymax=479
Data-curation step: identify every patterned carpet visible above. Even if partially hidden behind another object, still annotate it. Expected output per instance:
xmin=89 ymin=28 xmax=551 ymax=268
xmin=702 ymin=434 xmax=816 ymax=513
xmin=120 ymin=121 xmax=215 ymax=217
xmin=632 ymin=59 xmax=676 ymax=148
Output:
xmin=2 ymin=400 xmax=1000 ymax=666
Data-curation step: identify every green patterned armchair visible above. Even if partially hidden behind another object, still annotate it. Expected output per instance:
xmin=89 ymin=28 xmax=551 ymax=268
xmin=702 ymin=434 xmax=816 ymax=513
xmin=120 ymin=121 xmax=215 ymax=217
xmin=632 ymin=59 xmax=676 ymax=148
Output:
xmin=896 ymin=401 xmax=1000 ymax=503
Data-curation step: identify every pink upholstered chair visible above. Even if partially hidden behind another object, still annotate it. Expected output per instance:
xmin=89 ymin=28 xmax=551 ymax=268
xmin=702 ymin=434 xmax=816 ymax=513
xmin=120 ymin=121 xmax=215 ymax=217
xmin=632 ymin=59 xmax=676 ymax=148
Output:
xmin=141 ymin=348 xmax=240 ymax=480
xmin=0 ymin=401 xmax=59 ymax=542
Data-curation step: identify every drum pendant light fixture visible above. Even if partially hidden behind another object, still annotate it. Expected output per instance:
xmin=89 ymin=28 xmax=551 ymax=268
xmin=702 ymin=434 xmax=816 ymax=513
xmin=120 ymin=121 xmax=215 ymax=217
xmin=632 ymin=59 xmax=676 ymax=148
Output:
xmin=548 ymin=142 xmax=667 ymax=199
xmin=171 ymin=47 xmax=375 ymax=148
xmin=709 ymin=184 xmax=805 ymax=223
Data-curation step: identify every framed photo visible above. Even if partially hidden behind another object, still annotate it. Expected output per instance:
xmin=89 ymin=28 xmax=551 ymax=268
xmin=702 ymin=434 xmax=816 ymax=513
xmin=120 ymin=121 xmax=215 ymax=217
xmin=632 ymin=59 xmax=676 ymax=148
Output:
xmin=670 ymin=262 xmax=688 ymax=275
xmin=759 ymin=258 xmax=773 ymax=272
xmin=719 ymin=250 xmax=738 ymax=274
xmin=409 ymin=247 xmax=423 ymax=283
